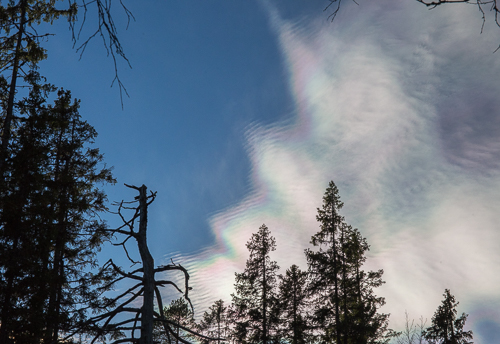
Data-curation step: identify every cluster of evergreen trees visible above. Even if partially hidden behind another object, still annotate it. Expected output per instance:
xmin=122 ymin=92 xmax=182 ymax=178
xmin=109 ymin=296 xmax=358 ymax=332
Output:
xmin=0 ymin=1 xmax=121 ymax=343
xmin=155 ymin=182 xmax=391 ymax=344
xmin=0 ymin=75 xmax=116 ymax=343
xmin=156 ymin=182 xmax=474 ymax=344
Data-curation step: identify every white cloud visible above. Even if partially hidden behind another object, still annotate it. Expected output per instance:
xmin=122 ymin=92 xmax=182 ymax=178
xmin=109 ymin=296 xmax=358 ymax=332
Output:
xmin=167 ymin=1 xmax=500 ymax=342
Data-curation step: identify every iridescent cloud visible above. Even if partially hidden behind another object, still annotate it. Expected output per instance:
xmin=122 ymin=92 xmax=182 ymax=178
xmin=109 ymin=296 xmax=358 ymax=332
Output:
xmin=162 ymin=1 xmax=500 ymax=342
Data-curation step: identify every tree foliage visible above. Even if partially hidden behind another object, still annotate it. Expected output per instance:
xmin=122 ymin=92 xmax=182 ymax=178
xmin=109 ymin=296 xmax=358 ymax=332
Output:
xmin=0 ymin=0 xmax=77 ymax=177
xmin=0 ymin=72 xmax=115 ymax=343
xmin=0 ymin=2 xmax=139 ymax=342
xmin=424 ymin=290 xmax=473 ymax=344
xmin=305 ymin=181 xmax=391 ymax=344
xmin=232 ymin=224 xmax=281 ymax=344
xmin=198 ymin=299 xmax=230 ymax=344
xmin=277 ymin=264 xmax=310 ymax=344
xmin=154 ymin=297 xmax=197 ymax=344
xmin=0 ymin=0 xmax=132 ymax=180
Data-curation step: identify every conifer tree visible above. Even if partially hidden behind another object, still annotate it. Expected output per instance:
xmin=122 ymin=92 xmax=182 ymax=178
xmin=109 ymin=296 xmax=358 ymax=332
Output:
xmin=305 ymin=181 xmax=391 ymax=344
xmin=277 ymin=264 xmax=310 ymax=344
xmin=154 ymin=297 xmax=196 ymax=344
xmin=198 ymin=299 xmax=230 ymax=344
xmin=0 ymin=0 xmax=131 ymax=178
xmin=424 ymin=290 xmax=473 ymax=344
xmin=0 ymin=0 xmax=77 ymax=176
xmin=0 ymin=73 xmax=115 ymax=343
xmin=231 ymin=224 xmax=280 ymax=344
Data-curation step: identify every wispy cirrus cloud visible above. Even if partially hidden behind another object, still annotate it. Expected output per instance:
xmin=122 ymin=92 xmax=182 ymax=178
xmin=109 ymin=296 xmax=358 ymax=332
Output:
xmin=163 ymin=1 xmax=500 ymax=342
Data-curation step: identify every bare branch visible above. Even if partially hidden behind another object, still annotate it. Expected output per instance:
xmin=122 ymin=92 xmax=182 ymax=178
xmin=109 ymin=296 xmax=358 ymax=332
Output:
xmin=155 ymin=280 xmax=184 ymax=294
xmin=71 ymin=0 xmax=135 ymax=108
xmin=81 ymin=184 xmax=199 ymax=344
xmin=325 ymin=0 xmax=500 ymax=52
xmin=153 ymin=313 xmax=219 ymax=342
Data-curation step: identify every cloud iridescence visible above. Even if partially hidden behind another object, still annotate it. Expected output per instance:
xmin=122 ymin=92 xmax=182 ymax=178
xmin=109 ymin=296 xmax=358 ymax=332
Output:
xmin=165 ymin=2 xmax=500 ymax=342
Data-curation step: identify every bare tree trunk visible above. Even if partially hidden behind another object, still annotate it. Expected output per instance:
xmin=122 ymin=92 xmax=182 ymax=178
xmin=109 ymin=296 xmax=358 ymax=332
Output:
xmin=137 ymin=185 xmax=154 ymax=344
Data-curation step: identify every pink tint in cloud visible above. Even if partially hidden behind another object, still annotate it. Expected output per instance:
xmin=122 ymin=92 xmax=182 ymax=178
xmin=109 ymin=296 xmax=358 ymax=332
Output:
xmin=164 ymin=2 xmax=500 ymax=342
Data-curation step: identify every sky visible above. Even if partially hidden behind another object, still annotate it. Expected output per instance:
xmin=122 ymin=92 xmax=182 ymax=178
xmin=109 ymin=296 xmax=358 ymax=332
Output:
xmin=38 ymin=0 xmax=500 ymax=342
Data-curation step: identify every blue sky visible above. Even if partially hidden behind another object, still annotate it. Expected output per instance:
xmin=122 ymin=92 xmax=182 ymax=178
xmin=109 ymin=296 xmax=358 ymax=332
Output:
xmin=39 ymin=1 xmax=500 ymax=342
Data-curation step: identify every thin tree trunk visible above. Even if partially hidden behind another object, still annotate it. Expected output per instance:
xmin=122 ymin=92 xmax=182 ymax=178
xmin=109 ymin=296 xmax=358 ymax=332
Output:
xmin=44 ymin=117 xmax=69 ymax=344
xmin=262 ymin=237 xmax=268 ymax=344
xmin=0 ymin=0 xmax=27 ymax=177
xmin=137 ymin=185 xmax=155 ymax=344
xmin=0 ymin=4 xmax=28 ymax=338
xmin=356 ymin=264 xmax=365 ymax=343
xmin=332 ymin=203 xmax=340 ymax=344
xmin=292 ymin=272 xmax=297 ymax=344
xmin=217 ymin=309 xmax=221 ymax=344
xmin=341 ymin=225 xmax=348 ymax=344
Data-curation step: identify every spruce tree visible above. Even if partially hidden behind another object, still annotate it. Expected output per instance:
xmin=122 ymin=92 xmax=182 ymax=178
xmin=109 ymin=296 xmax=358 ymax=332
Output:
xmin=305 ymin=181 xmax=391 ymax=344
xmin=231 ymin=224 xmax=280 ymax=344
xmin=277 ymin=264 xmax=310 ymax=344
xmin=424 ymin=289 xmax=473 ymax=344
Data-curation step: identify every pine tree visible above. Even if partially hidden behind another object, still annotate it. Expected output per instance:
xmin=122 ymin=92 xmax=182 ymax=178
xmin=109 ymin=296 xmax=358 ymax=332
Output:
xmin=305 ymin=181 xmax=391 ymax=344
xmin=277 ymin=264 xmax=310 ymax=344
xmin=198 ymin=299 xmax=230 ymax=344
xmin=231 ymin=224 xmax=280 ymax=344
xmin=424 ymin=290 xmax=473 ymax=344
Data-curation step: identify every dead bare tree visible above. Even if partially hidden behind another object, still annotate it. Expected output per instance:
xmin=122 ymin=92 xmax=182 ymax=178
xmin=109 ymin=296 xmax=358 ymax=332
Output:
xmin=394 ymin=312 xmax=428 ymax=344
xmin=67 ymin=184 xmax=214 ymax=344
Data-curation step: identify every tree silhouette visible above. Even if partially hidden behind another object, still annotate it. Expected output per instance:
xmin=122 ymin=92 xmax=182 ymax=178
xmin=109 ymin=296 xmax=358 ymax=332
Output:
xmin=0 ymin=0 xmax=76 ymax=181
xmin=231 ymin=224 xmax=281 ymax=344
xmin=154 ymin=297 xmax=196 ymax=344
xmin=0 ymin=75 xmax=115 ymax=344
xmin=277 ymin=264 xmax=310 ymax=344
xmin=198 ymin=299 xmax=230 ymax=344
xmin=0 ymin=0 xmax=133 ymax=181
xmin=77 ymin=184 xmax=212 ymax=344
xmin=305 ymin=181 xmax=391 ymax=344
xmin=424 ymin=289 xmax=473 ymax=344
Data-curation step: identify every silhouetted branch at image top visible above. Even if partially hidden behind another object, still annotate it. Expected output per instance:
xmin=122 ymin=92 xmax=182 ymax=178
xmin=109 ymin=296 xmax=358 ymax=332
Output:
xmin=325 ymin=0 xmax=500 ymax=51
xmin=69 ymin=0 xmax=136 ymax=107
